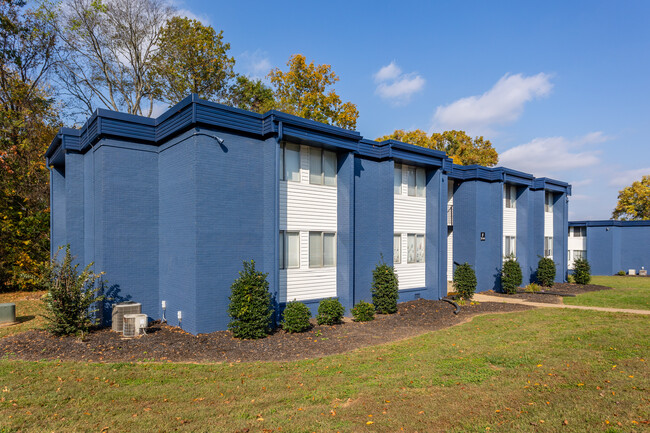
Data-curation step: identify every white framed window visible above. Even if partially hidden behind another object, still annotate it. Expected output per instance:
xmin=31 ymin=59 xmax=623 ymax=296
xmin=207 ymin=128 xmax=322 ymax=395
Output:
xmin=545 ymin=191 xmax=554 ymax=212
xmin=393 ymin=234 xmax=401 ymax=263
xmin=309 ymin=148 xmax=337 ymax=186
xmin=406 ymin=167 xmax=426 ymax=197
xmin=279 ymin=231 xmax=300 ymax=269
xmin=544 ymin=236 xmax=553 ymax=258
xmin=407 ymin=233 xmax=425 ymax=263
xmin=394 ymin=164 xmax=402 ymax=195
xmin=573 ymin=250 xmax=586 ymax=260
xmin=504 ymin=235 xmax=516 ymax=258
xmin=505 ymin=184 xmax=517 ymax=209
xmin=571 ymin=226 xmax=586 ymax=237
xmin=280 ymin=142 xmax=300 ymax=182
xmin=309 ymin=231 xmax=336 ymax=267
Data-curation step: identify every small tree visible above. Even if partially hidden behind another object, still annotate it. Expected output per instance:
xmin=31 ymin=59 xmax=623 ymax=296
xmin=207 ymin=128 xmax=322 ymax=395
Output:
xmin=42 ymin=246 xmax=104 ymax=337
xmin=351 ymin=301 xmax=375 ymax=322
xmin=316 ymin=298 xmax=344 ymax=326
xmin=454 ymin=263 xmax=477 ymax=300
xmin=573 ymin=258 xmax=591 ymax=285
xmin=281 ymin=301 xmax=311 ymax=333
xmin=227 ymin=260 xmax=273 ymax=339
xmin=537 ymin=257 xmax=556 ymax=287
xmin=371 ymin=258 xmax=399 ymax=314
xmin=501 ymin=257 xmax=523 ymax=294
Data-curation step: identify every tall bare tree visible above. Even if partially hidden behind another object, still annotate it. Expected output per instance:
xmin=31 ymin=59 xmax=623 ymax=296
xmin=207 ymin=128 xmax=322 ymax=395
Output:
xmin=49 ymin=0 xmax=174 ymax=117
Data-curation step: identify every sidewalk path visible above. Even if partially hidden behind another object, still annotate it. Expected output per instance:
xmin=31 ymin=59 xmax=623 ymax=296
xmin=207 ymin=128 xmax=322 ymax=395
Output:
xmin=473 ymin=293 xmax=650 ymax=315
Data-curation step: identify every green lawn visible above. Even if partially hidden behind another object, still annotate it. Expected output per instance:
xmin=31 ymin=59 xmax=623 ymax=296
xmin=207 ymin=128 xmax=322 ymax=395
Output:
xmin=564 ymin=276 xmax=650 ymax=310
xmin=0 ymin=308 xmax=648 ymax=432
xmin=0 ymin=291 xmax=45 ymax=339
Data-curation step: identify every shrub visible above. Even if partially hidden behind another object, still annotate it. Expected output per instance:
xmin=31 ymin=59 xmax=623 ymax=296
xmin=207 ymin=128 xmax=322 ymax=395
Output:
xmin=617 ymin=270 xmax=625 ymax=276
xmin=351 ymin=301 xmax=375 ymax=322
xmin=536 ymin=257 xmax=556 ymax=287
xmin=42 ymin=245 xmax=104 ymax=337
xmin=453 ymin=263 xmax=477 ymax=300
xmin=281 ymin=301 xmax=311 ymax=333
xmin=524 ymin=283 xmax=542 ymax=293
xmin=567 ymin=274 xmax=575 ymax=284
xmin=573 ymin=258 xmax=591 ymax=285
xmin=227 ymin=260 xmax=273 ymax=339
xmin=316 ymin=298 xmax=344 ymax=325
xmin=371 ymin=259 xmax=399 ymax=314
xmin=501 ymin=257 xmax=523 ymax=294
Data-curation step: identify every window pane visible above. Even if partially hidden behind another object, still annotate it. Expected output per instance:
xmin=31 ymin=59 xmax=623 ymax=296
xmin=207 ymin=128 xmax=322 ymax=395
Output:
xmin=416 ymin=234 xmax=425 ymax=263
xmin=416 ymin=168 xmax=426 ymax=197
xmin=394 ymin=165 xmax=402 ymax=195
xmin=407 ymin=167 xmax=416 ymax=196
xmin=285 ymin=143 xmax=300 ymax=182
xmin=279 ymin=231 xmax=285 ymax=269
xmin=323 ymin=233 xmax=336 ymax=267
xmin=407 ymin=234 xmax=416 ymax=263
xmin=323 ymin=150 xmax=337 ymax=186
xmin=287 ymin=232 xmax=300 ymax=268
xmin=309 ymin=232 xmax=323 ymax=267
xmin=393 ymin=234 xmax=401 ymax=263
xmin=309 ymin=148 xmax=322 ymax=184
xmin=505 ymin=185 xmax=511 ymax=208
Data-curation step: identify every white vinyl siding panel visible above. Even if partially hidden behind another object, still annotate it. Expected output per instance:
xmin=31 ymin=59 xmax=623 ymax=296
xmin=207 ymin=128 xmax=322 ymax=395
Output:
xmin=394 ymin=164 xmax=426 ymax=289
xmin=447 ymin=227 xmax=453 ymax=281
xmin=567 ymin=230 xmax=587 ymax=269
xmin=544 ymin=209 xmax=553 ymax=237
xmin=503 ymin=184 xmax=517 ymax=259
xmin=279 ymin=144 xmax=337 ymax=302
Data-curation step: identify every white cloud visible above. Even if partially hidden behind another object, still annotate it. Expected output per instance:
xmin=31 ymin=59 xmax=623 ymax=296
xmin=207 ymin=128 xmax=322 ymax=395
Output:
xmin=238 ymin=50 xmax=272 ymax=80
xmin=374 ymin=62 xmax=402 ymax=82
xmin=499 ymin=132 xmax=605 ymax=176
xmin=608 ymin=167 xmax=650 ymax=187
xmin=433 ymin=73 xmax=552 ymax=133
xmin=374 ymin=61 xmax=425 ymax=104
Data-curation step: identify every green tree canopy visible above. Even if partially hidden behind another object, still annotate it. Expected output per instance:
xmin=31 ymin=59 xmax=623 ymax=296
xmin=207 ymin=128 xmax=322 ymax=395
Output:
xmin=376 ymin=129 xmax=499 ymax=167
xmin=268 ymin=54 xmax=359 ymax=130
xmin=612 ymin=175 xmax=650 ymax=220
xmin=1 ymin=0 xmax=59 ymax=291
xmin=228 ymin=75 xmax=275 ymax=114
xmin=151 ymin=16 xmax=235 ymax=105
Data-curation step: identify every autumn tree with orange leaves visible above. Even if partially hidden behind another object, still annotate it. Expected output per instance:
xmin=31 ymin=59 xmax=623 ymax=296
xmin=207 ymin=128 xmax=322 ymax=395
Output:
xmin=268 ymin=54 xmax=359 ymax=130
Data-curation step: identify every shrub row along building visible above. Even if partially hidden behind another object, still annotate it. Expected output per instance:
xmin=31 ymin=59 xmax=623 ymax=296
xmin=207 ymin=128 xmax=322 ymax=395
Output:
xmin=567 ymin=220 xmax=650 ymax=276
xmin=46 ymin=95 xmax=571 ymax=334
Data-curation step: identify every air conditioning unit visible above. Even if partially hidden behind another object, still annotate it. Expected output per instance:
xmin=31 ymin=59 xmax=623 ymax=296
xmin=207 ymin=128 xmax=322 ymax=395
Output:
xmin=111 ymin=302 xmax=141 ymax=332
xmin=122 ymin=313 xmax=148 ymax=337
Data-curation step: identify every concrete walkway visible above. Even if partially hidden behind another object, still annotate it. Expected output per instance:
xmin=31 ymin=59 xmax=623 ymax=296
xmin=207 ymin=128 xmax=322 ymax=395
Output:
xmin=473 ymin=293 xmax=650 ymax=315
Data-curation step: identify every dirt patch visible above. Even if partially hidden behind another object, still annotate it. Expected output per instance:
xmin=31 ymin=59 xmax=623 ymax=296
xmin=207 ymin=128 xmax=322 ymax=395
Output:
xmin=0 ymin=300 xmax=531 ymax=363
xmin=484 ymin=283 xmax=612 ymax=304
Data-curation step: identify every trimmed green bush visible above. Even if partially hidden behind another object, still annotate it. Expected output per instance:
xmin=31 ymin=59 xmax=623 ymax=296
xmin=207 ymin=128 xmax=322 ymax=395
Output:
xmin=227 ymin=260 xmax=273 ymax=339
xmin=371 ymin=259 xmax=399 ymax=314
xmin=281 ymin=301 xmax=312 ymax=333
xmin=453 ymin=263 xmax=477 ymax=300
xmin=42 ymin=246 xmax=105 ymax=337
xmin=536 ymin=257 xmax=556 ymax=287
xmin=351 ymin=301 xmax=375 ymax=322
xmin=573 ymin=258 xmax=591 ymax=285
xmin=617 ymin=270 xmax=625 ymax=276
xmin=501 ymin=257 xmax=523 ymax=294
xmin=316 ymin=298 xmax=344 ymax=325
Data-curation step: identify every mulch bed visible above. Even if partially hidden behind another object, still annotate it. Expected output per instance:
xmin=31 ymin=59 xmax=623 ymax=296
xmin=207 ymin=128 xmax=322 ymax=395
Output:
xmin=485 ymin=283 xmax=612 ymax=304
xmin=0 ymin=300 xmax=531 ymax=363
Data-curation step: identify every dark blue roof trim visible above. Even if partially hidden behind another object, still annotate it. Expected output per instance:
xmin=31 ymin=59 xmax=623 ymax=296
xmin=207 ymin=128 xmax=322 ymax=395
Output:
xmin=448 ymin=164 xmax=571 ymax=193
xmin=569 ymin=220 xmax=650 ymax=227
xmin=532 ymin=177 xmax=572 ymax=194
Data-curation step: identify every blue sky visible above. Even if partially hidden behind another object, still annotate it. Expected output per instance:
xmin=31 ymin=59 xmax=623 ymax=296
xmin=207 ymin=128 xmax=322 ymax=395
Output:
xmin=177 ymin=0 xmax=649 ymax=220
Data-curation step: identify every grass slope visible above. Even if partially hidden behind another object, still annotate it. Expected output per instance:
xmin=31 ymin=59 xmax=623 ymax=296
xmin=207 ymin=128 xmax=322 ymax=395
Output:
xmin=0 ymin=292 xmax=45 ymax=339
xmin=0 ymin=308 xmax=647 ymax=432
xmin=564 ymin=276 xmax=650 ymax=310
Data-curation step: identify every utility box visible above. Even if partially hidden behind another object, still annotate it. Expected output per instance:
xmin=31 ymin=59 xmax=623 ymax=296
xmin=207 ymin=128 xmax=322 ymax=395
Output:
xmin=0 ymin=303 xmax=16 ymax=324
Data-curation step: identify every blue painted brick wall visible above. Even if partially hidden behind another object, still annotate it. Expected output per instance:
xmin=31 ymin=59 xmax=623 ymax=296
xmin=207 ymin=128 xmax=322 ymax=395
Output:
xmin=353 ymin=157 xmax=393 ymax=305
